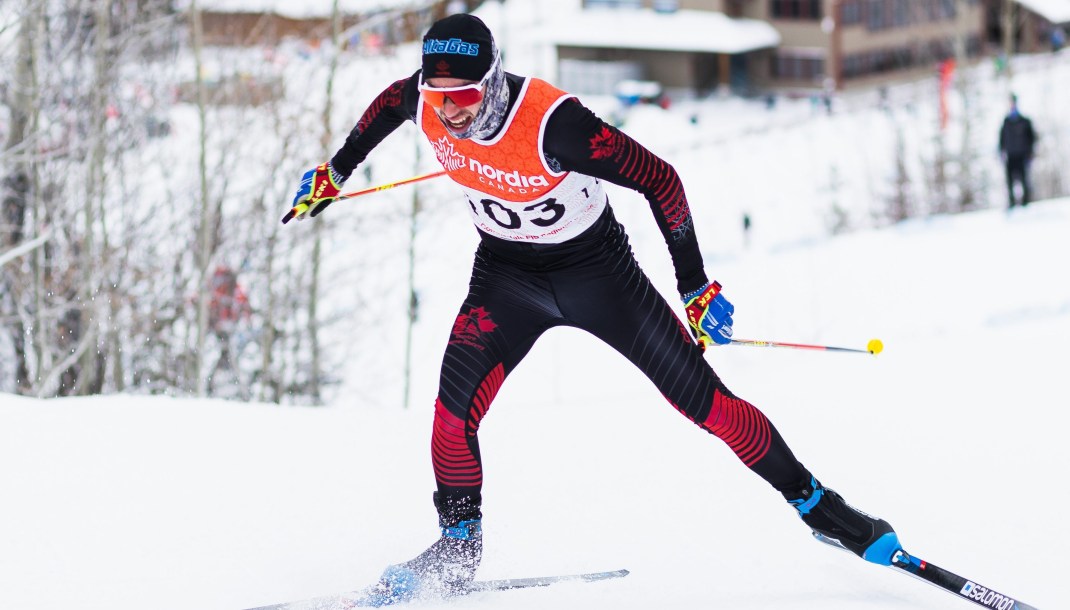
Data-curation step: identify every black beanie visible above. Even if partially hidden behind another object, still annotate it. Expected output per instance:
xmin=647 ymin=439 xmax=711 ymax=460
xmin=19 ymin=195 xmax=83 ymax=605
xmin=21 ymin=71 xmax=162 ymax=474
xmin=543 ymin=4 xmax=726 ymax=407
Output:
xmin=421 ymin=14 xmax=495 ymax=83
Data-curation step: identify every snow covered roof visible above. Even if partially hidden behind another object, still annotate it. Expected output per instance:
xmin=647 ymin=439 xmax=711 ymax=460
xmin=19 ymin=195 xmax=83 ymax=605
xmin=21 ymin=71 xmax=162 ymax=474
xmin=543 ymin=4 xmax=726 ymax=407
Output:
xmin=538 ymin=7 xmax=781 ymax=55
xmin=190 ymin=0 xmax=418 ymax=19
xmin=1015 ymin=0 xmax=1070 ymax=24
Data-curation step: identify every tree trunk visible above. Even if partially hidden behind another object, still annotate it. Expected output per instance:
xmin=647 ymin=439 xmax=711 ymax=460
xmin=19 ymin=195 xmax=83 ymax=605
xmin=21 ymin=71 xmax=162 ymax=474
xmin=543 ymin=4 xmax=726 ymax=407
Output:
xmin=1002 ymin=0 xmax=1016 ymax=77
xmin=1 ymin=14 xmax=31 ymax=249
xmin=191 ymin=0 xmax=213 ymax=396
xmin=307 ymin=0 xmax=344 ymax=404
xmin=2 ymin=5 xmax=39 ymax=392
xmin=403 ymin=137 xmax=421 ymax=409
xmin=76 ymin=0 xmax=116 ymax=395
xmin=260 ymin=223 xmax=279 ymax=403
xmin=953 ymin=0 xmax=978 ymax=212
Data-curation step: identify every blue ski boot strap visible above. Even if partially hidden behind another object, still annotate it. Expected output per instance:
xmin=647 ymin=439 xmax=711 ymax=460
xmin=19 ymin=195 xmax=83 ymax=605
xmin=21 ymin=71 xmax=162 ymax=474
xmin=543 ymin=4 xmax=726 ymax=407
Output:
xmin=441 ymin=519 xmax=482 ymax=541
xmin=862 ymin=531 xmax=903 ymax=566
xmin=788 ymin=477 xmax=823 ymax=515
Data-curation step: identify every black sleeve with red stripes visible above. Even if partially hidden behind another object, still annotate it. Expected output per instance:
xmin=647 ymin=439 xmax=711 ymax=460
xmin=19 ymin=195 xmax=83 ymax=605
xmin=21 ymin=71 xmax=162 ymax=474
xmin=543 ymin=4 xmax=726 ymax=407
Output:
xmin=329 ymin=70 xmax=422 ymax=179
xmin=542 ymin=99 xmax=708 ymax=296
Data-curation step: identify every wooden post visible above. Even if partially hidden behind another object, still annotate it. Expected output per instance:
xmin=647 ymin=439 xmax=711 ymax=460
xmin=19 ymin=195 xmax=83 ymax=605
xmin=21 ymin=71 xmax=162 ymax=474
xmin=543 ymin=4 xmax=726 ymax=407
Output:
xmin=718 ymin=53 xmax=731 ymax=94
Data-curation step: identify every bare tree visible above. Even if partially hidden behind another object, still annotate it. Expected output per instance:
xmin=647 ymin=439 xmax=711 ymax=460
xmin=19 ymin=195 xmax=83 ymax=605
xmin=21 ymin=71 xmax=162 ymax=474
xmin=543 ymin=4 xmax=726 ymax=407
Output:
xmin=1 ymin=3 xmax=39 ymax=392
xmin=306 ymin=0 xmax=347 ymax=404
xmin=0 ymin=1 xmax=185 ymax=396
xmin=0 ymin=0 xmax=412 ymax=402
xmin=884 ymin=119 xmax=915 ymax=223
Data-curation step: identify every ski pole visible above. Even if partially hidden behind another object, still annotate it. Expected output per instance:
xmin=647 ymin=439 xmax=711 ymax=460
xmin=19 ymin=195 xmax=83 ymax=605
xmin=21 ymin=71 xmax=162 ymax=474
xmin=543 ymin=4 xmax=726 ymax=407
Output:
xmin=728 ymin=338 xmax=884 ymax=355
xmin=282 ymin=170 xmax=448 ymax=223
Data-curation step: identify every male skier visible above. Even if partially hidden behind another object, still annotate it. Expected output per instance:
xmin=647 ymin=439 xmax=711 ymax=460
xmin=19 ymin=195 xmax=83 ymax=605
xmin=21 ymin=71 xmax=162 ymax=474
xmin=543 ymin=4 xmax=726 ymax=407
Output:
xmin=286 ymin=13 xmax=900 ymax=601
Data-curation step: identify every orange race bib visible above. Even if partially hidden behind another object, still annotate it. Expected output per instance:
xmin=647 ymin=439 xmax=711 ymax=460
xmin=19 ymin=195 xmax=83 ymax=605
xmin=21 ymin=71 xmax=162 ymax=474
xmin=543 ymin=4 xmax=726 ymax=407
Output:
xmin=420 ymin=78 xmax=606 ymax=243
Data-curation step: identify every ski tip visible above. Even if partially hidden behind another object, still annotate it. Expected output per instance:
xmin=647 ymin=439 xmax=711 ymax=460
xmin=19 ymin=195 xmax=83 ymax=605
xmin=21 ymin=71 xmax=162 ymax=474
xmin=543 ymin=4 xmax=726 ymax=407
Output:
xmin=582 ymin=568 xmax=630 ymax=582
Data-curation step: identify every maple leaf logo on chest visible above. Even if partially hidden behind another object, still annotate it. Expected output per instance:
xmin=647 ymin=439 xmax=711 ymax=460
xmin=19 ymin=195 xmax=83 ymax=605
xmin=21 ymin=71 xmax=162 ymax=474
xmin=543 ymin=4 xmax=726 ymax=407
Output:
xmin=432 ymin=135 xmax=466 ymax=171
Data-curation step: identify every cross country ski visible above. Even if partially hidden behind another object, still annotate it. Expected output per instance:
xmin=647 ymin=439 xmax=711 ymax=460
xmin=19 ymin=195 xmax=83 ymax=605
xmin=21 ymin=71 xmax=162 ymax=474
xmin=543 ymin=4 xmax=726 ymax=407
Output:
xmin=813 ymin=533 xmax=1038 ymax=610
xmin=241 ymin=568 xmax=630 ymax=609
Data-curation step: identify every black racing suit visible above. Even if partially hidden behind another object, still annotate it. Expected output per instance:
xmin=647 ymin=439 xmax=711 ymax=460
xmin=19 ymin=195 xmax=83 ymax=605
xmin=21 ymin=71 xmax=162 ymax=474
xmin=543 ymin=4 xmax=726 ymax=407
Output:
xmin=331 ymin=72 xmax=811 ymax=525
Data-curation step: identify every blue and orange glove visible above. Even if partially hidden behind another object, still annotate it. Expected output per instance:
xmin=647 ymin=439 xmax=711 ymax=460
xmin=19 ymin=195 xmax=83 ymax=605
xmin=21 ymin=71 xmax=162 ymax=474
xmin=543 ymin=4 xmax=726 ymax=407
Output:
xmin=282 ymin=162 xmax=346 ymax=224
xmin=683 ymin=281 xmax=734 ymax=349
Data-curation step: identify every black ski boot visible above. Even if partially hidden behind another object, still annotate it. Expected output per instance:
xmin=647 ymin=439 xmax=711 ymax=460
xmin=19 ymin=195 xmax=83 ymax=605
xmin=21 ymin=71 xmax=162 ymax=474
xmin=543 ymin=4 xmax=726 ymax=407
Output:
xmin=784 ymin=476 xmax=902 ymax=565
xmin=364 ymin=492 xmax=483 ymax=605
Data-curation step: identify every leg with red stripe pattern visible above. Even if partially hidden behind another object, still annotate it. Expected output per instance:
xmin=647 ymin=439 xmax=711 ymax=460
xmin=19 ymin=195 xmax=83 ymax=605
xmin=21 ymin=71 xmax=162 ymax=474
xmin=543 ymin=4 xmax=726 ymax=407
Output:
xmin=368 ymin=258 xmax=561 ymax=605
xmin=675 ymin=349 xmax=902 ymax=565
xmin=682 ymin=352 xmax=902 ymax=565
xmin=556 ymin=250 xmax=900 ymax=565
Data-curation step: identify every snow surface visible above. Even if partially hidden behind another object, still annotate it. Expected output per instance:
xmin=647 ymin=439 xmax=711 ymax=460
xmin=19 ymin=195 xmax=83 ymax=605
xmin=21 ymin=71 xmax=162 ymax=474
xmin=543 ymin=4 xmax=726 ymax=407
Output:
xmin=190 ymin=0 xmax=420 ymax=20
xmin=2 ymin=197 xmax=1067 ymax=609
xmin=534 ymin=7 xmax=781 ymax=55
xmin=1014 ymin=0 xmax=1070 ymax=25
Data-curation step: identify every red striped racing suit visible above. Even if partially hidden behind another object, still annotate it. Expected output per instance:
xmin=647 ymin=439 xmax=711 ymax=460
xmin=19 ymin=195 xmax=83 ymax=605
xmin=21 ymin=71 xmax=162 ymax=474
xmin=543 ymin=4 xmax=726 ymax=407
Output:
xmin=330 ymin=71 xmax=810 ymax=521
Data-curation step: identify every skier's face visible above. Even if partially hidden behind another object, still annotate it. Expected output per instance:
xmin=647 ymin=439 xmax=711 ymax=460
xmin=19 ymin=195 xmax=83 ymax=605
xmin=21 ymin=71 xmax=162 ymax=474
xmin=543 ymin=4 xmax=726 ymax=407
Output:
xmin=423 ymin=77 xmax=486 ymax=135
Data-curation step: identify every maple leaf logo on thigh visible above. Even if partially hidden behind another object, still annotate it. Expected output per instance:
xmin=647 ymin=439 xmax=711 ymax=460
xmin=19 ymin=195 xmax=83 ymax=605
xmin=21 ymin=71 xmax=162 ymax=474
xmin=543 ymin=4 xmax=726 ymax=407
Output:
xmin=449 ymin=306 xmax=498 ymax=350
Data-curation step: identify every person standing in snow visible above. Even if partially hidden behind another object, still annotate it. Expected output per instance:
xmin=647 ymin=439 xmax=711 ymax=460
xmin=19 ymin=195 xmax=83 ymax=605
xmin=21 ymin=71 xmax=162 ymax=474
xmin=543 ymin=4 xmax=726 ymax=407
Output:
xmin=286 ymin=13 xmax=900 ymax=601
xmin=998 ymin=93 xmax=1037 ymax=208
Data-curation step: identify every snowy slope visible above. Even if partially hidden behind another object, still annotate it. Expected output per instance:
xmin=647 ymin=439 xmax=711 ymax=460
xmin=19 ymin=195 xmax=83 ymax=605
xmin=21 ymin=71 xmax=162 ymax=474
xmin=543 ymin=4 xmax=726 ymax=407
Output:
xmin=312 ymin=40 xmax=1070 ymax=410
xmin=2 ymin=198 xmax=1067 ymax=610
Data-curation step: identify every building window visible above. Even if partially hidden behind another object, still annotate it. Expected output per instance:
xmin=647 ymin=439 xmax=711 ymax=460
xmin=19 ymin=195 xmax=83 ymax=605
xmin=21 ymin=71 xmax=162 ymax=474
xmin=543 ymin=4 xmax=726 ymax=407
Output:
xmin=927 ymin=38 xmax=953 ymax=60
xmin=893 ymin=0 xmax=910 ymax=26
xmin=841 ymin=54 xmax=864 ymax=78
xmin=841 ymin=0 xmax=863 ymax=25
xmin=770 ymin=0 xmax=823 ymax=20
xmin=841 ymin=36 xmax=974 ymax=80
xmin=846 ymin=0 xmax=962 ymax=30
xmin=771 ymin=53 xmax=826 ymax=81
xmin=924 ymin=0 xmax=939 ymax=21
xmin=866 ymin=0 xmax=888 ymax=30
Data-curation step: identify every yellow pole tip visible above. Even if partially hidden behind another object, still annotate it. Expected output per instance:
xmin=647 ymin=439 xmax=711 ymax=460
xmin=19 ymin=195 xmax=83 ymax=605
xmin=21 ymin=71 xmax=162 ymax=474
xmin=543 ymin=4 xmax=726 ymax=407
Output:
xmin=867 ymin=338 xmax=884 ymax=355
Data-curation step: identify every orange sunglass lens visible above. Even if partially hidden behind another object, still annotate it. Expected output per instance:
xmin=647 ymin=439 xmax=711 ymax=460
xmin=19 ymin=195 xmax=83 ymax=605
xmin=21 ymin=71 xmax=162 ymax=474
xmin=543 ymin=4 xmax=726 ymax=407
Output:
xmin=448 ymin=88 xmax=484 ymax=107
xmin=422 ymin=90 xmax=446 ymax=108
xmin=423 ymin=87 xmax=484 ymax=109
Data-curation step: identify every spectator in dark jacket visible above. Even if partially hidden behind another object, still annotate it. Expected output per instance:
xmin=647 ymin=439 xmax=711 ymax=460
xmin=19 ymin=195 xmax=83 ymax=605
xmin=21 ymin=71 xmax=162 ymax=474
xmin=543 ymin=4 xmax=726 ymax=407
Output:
xmin=999 ymin=94 xmax=1037 ymax=208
